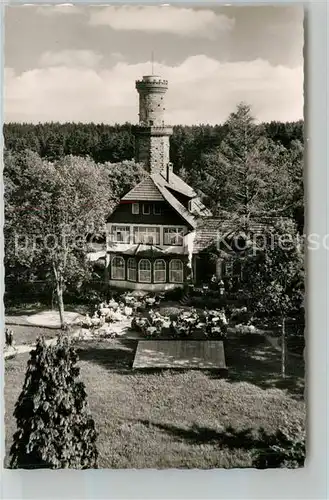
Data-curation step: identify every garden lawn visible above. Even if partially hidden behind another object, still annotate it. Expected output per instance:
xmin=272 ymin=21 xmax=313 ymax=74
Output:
xmin=4 ymin=338 xmax=305 ymax=469
xmin=4 ymin=325 xmax=62 ymax=346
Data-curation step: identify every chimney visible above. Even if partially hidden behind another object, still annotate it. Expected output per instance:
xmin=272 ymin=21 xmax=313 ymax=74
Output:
xmin=166 ymin=162 xmax=173 ymax=182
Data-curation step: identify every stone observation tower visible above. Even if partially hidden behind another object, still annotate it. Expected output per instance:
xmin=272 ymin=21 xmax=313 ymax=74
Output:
xmin=133 ymin=74 xmax=173 ymax=174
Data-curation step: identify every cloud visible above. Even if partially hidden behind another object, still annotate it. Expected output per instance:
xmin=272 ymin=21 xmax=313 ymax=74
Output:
xmin=36 ymin=5 xmax=82 ymax=16
xmin=89 ymin=6 xmax=235 ymax=39
xmin=39 ymin=50 xmax=103 ymax=68
xmin=4 ymin=56 xmax=303 ymax=125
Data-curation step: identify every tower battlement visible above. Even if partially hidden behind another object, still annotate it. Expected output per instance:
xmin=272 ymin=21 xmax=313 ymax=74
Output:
xmin=135 ymin=74 xmax=169 ymax=127
xmin=136 ymin=75 xmax=168 ymax=93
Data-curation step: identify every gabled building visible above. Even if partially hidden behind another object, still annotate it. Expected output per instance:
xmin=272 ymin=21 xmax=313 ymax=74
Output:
xmin=105 ymin=73 xmax=263 ymax=291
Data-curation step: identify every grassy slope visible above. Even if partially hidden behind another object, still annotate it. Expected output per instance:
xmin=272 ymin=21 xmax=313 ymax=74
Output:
xmin=4 ymin=338 xmax=305 ymax=469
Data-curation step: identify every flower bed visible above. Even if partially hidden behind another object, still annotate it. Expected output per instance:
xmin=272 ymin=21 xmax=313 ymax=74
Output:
xmin=73 ymin=292 xmax=164 ymax=341
xmin=132 ymin=308 xmax=228 ymax=340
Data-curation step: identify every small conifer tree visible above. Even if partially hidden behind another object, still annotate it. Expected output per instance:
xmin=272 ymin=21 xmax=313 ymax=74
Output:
xmin=10 ymin=336 xmax=98 ymax=469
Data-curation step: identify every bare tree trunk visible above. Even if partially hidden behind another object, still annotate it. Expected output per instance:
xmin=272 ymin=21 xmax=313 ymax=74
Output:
xmin=53 ymin=262 xmax=66 ymax=330
xmin=281 ymin=316 xmax=286 ymax=378
xmin=51 ymin=287 xmax=55 ymax=311
xmin=56 ymin=282 xmax=65 ymax=330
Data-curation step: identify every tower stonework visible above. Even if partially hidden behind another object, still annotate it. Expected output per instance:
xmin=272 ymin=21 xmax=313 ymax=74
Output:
xmin=133 ymin=75 xmax=173 ymax=174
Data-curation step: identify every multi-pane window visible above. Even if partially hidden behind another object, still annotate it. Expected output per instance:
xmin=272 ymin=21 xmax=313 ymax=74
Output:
xmin=154 ymin=259 xmax=166 ymax=283
xmin=133 ymin=226 xmax=160 ymax=245
xmin=138 ymin=259 xmax=151 ymax=283
xmin=169 ymin=259 xmax=183 ymax=283
xmin=163 ymin=227 xmax=185 ymax=246
xmin=112 ymin=226 xmax=130 ymax=243
xmin=111 ymin=256 xmax=125 ymax=280
xmin=127 ymin=258 xmax=137 ymax=282
xmin=132 ymin=203 xmax=139 ymax=214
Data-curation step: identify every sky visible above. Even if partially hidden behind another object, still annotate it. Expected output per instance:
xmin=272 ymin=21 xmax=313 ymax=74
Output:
xmin=4 ymin=5 xmax=304 ymax=125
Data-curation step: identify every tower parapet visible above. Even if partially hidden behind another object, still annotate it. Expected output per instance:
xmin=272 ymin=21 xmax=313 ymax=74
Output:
xmin=136 ymin=75 xmax=168 ymax=89
xmin=135 ymin=75 xmax=170 ymax=127
xmin=134 ymin=74 xmax=173 ymax=174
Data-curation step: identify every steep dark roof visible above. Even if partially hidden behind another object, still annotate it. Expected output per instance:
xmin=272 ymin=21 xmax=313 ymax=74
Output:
xmin=119 ymin=172 xmax=198 ymax=229
xmin=190 ymin=197 xmax=213 ymax=218
xmin=152 ymin=173 xmax=212 ymax=217
xmin=121 ymin=176 xmax=164 ymax=201
xmin=152 ymin=172 xmax=196 ymax=198
xmin=153 ymin=180 xmax=197 ymax=229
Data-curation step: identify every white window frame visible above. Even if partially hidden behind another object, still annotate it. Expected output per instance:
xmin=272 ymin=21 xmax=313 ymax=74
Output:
xmin=138 ymin=259 xmax=151 ymax=283
xmin=133 ymin=226 xmax=160 ymax=245
xmin=154 ymin=259 xmax=166 ymax=283
xmin=132 ymin=203 xmax=139 ymax=215
xmin=163 ymin=227 xmax=185 ymax=246
xmin=127 ymin=258 xmax=137 ymax=282
xmin=112 ymin=225 xmax=130 ymax=243
xmin=111 ymin=256 xmax=125 ymax=280
xmin=142 ymin=203 xmax=151 ymax=215
xmin=169 ymin=259 xmax=183 ymax=283
xmin=153 ymin=204 xmax=162 ymax=215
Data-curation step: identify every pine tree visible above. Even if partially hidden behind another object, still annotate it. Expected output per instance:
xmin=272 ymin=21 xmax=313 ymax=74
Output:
xmin=192 ymin=103 xmax=294 ymax=228
xmin=10 ymin=336 xmax=98 ymax=469
xmin=241 ymin=219 xmax=304 ymax=378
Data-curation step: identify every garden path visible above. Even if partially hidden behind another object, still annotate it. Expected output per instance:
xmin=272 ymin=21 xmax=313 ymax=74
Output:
xmin=4 ymin=313 xmax=142 ymax=359
xmin=4 ymin=310 xmax=83 ymax=359
xmin=6 ymin=310 xmax=83 ymax=329
xmin=4 ymin=337 xmax=59 ymax=359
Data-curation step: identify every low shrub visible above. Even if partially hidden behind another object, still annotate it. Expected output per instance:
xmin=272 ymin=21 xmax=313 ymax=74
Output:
xmin=253 ymin=426 xmax=305 ymax=469
xmin=162 ymin=288 xmax=185 ymax=301
xmin=187 ymin=296 xmax=226 ymax=310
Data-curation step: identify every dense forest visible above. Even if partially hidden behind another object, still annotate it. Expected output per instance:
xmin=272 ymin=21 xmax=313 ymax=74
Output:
xmin=3 ymin=119 xmax=303 ymax=169
xmin=4 ymin=106 xmax=304 ymax=306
